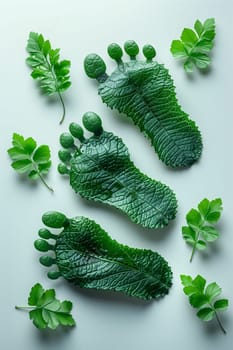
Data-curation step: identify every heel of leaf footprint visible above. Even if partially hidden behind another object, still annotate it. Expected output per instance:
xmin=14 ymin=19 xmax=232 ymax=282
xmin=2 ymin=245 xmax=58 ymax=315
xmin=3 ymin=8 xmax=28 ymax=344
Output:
xmin=34 ymin=211 xmax=173 ymax=300
xmin=58 ymin=112 xmax=177 ymax=228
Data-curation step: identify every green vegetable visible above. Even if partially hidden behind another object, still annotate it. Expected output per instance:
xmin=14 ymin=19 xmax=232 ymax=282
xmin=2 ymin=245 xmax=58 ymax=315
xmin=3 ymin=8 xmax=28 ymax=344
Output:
xmin=181 ymin=274 xmax=228 ymax=334
xmin=182 ymin=198 xmax=222 ymax=262
xmin=170 ymin=18 xmax=216 ymax=72
xmin=35 ymin=211 xmax=173 ymax=300
xmin=26 ymin=32 xmax=71 ymax=124
xmin=84 ymin=40 xmax=202 ymax=168
xmin=58 ymin=112 xmax=177 ymax=229
xmin=8 ymin=133 xmax=53 ymax=192
xmin=15 ymin=283 xmax=75 ymax=330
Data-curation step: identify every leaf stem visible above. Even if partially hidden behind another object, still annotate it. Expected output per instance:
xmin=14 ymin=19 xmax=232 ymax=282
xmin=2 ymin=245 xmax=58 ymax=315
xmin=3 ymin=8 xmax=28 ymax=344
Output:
xmin=38 ymin=171 xmax=54 ymax=193
xmin=30 ymin=158 xmax=53 ymax=193
xmin=15 ymin=306 xmax=33 ymax=310
xmin=214 ymin=310 xmax=227 ymax=334
xmin=58 ymin=91 xmax=66 ymax=124
xmin=190 ymin=230 xmax=200 ymax=262
xmin=190 ymin=244 xmax=196 ymax=262
xmin=44 ymin=56 xmax=67 ymax=124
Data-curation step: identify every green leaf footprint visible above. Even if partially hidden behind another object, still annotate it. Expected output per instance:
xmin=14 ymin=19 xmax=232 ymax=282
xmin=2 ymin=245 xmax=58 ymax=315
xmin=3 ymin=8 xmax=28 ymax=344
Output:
xmin=84 ymin=40 xmax=202 ymax=168
xmin=34 ymin=211 xmax=173 ymax=300
xmin=58 ymin=112 xmax=177 ymax=229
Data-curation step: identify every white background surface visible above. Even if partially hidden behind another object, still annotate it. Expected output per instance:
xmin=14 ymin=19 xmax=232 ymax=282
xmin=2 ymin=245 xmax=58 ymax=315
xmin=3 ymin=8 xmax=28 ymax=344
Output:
xmin=0 ymin=0 xmax=233 ymax=349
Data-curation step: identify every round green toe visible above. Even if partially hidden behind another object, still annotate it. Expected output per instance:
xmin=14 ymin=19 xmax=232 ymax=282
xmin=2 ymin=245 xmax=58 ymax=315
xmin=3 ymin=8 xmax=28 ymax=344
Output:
xmin=82 ymin=112 xmax=103 ymax=136
xmin=84 ymin=54 xmax=107 ymax=80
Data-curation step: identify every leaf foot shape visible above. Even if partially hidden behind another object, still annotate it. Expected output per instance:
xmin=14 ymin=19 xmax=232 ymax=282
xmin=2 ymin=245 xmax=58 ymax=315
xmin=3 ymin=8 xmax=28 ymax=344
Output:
xmin=34 ymin=211 xmax=173 ymax=300
xmin=58 ymin=112 xmax=177 ymax=229
xmin=84 ymin=41 xmax=202 ymax=168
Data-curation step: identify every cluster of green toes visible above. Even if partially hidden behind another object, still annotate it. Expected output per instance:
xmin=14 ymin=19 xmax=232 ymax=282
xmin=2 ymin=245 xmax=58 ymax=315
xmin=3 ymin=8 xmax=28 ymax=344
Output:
xmin=84 ymin=40 xmax=157 ymax=81
xmin=57 ymin=111 xmax=103 ymax=175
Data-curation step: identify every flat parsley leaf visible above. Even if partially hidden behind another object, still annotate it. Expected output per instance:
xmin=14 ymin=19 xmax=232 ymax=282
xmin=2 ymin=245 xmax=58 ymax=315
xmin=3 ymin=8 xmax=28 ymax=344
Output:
xmin=26 ymin=32 xmax=71 ymax=124
xmin=182 ymin=198 xmax=222 ymax=262
xmin=8 ymin=133 xmax=53 ymax=192
xmin=180 ymin=274 xmax=228 ymax=334
xmin=170 ymin=18 xmax=215 ymax=72
xmin=15 ymin=283 xmax=75 ymax=330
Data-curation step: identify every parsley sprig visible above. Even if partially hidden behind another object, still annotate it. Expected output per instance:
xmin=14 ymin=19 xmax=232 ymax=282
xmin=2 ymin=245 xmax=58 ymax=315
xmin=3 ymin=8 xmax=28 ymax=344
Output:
xmin=15 ymin=283 xmax=75 ymax=330
xmin=170 ymin=18 xmax=216 ymax=72
xmin=182 ymin=198 xmax=223 ymax=262
xmin=181 ymin=274 xmax=228 ymax=334
xmin=8 ymin=133 xmax=53 ymax=192
xmin=26 ymin=32 xmax=71 ymax=124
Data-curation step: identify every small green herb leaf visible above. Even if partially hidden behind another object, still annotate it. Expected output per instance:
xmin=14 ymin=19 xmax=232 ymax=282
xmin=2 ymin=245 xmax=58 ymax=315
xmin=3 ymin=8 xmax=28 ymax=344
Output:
xmin=8 ymin=133 xmax=53 ymax=192
xmin=38 ymin=161 xmax=52 ymax=174
xmin=207 ymin=199 xmax=222 ymax=222
xmin=26 ymin=32 xmax=71 ymax=124
xmin=16 ymin=283 xmax=75 ymax=330
xmin=12 ymin=133 xmax=25 ymax=148
xmin=205 ymin=282 xmax=221 ymax=301
xmin=182 ymin=226 xmax=196 ymax=244
xmin=191 ymin=52 xmax=211 ymax=69
xmin=24 ymin=137 xmax=37 ymax=154
xmin=190 ymin=294 xmax=208 ymax=308
xmin=201 ymin=226 xmax=219 ymax=242
xmin=180 ymin=274 xmax=192 ymax=286
xmin=28 ymin=170 xmax=40 ymax=179
xmin=33 ymin=145 xmax=51 ymax=163
xmin=192 ymin=275 xmax=206 ymax=293
xmin=11 ymin=159 xmax=33 ymax=173
xmin=214 ymin=299 xmax=228 ymax=311
xmin=182 ymin=198 xmax=223 ymax=262
xmin=196 ymin=240 xmax=207 ymax=250
xmin=186 ymin=209 xmax=202 ymax=229
xmin=184 ymin=59 xmax=195 ymax=72
xmin=170 ymin=40 xmax=187 ymax=58
xmin=180 ymin=28 xmax=198 ymax=48
xmin=181 ymin=274 xmax=228 ymax=333
xmin=196 ymin=307 xmax=215 ymax=321
xmin=170 ymin=18 xmax=215 ymax=72
xmin=28 ymin=283 xmax=44 ymax=305
xmin=194 ymin=20 xmax=204 ymax=36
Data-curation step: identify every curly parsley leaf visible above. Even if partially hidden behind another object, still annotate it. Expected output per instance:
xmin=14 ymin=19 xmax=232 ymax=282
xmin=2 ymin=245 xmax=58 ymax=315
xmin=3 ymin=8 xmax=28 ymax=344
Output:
xmin=170 ymin=18 xmax=216 ymax=72
xmin=180 ymin=274 xmax=228 ymax=334
xmin=15 ymin=283 xmax=75 ymax=330
xmin=26 ymin=32 xmax=71 ymax=124
xmin=182 ymin=198 xmax=222 ymax=262
xmin=8 ymin=133 xmax=53 ymax=192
